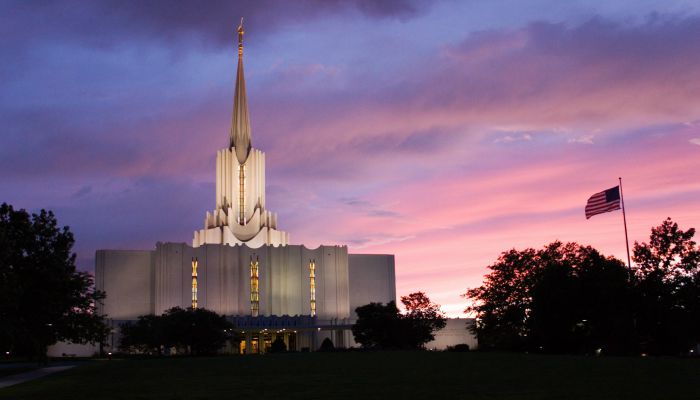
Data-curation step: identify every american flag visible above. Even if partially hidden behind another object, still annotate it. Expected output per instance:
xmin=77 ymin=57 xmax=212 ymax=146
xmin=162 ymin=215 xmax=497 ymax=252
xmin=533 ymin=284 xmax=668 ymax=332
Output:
xmin=585 ymin=186 xmax=621 ymax=219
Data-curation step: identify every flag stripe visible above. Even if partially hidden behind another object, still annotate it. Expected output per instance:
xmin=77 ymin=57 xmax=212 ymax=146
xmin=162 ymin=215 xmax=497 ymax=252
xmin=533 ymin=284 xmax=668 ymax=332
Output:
xmin=585 ymin=186 xmax=621 ymax=219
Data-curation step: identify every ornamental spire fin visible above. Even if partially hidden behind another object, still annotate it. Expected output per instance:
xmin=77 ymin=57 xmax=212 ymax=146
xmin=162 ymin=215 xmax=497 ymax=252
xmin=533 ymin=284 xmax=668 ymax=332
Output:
xmin=230 ymin=17 xmax=251 ymax=164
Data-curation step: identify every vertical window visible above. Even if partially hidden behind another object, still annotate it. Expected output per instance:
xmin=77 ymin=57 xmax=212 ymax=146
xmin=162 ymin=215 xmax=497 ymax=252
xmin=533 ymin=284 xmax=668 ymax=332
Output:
xmin=238 ymin=164 xmax=245 ymax=225
xmin=250 ymin=256 xmax=259 ymax=316
xmin=309 ymin=259 xmax=316 ymax=317
xmin=191 ymin=257 xmax=198 ymax=309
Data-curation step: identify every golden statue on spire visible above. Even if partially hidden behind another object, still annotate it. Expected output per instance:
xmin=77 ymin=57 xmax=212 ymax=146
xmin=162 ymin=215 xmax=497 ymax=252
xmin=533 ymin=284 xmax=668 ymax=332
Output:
xmin=237 ymin=17 xmax=244 ymax=56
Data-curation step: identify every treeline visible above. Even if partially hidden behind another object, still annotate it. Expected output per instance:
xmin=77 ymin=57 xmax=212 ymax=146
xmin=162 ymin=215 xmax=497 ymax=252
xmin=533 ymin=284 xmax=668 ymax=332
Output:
xmin=120 ymin=292 xmax=448 ymax=354
xmin=466 ymin=218 xmax=700 ymax=356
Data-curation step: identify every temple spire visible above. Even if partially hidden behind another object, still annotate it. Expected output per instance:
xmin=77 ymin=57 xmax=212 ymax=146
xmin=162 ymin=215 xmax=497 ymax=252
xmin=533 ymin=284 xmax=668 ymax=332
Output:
xmin=230 ymin=18 xmax=251 ymax=164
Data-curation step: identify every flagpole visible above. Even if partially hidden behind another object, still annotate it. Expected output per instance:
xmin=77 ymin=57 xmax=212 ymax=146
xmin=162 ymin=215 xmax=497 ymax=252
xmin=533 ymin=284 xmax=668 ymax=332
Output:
xmin=619 ymin=177 xmax=632 ymax=274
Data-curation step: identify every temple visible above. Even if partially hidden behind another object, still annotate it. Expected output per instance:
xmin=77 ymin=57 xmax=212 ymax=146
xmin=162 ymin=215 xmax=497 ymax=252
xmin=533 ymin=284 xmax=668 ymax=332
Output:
xmin=90 ymin=21 xmax=399 ymax=354
xmin=46 ymin=21 xmax=478 ymax=357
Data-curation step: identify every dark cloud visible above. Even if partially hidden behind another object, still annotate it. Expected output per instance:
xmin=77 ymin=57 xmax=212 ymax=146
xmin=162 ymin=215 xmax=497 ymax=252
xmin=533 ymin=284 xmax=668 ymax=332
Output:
xmin=72 ymin=185 xmax=92 ymax=198
xmin=431 ymin=14 xmax=700 ymax=122
xmin=0 ymin=0 xmax=435 ymax=51
xmin=340 ymin=197 xmax=371 ymax=207
xmin=366 ymin=209 xmax=400 ymax=218
xmin=352 ymin=0 xmax=430 ymax=19
xmin=345 ymin=127 xmax=460 ymax=155
xmin=526 ymin=14 xmax=700 ymax=62
xmin=0 ymin=93 xmax=225 ymax=180
xmin=343 ymin=237 xmax=371 ymax=246
xmin=338 ymin=197 xmax=402 ymax=219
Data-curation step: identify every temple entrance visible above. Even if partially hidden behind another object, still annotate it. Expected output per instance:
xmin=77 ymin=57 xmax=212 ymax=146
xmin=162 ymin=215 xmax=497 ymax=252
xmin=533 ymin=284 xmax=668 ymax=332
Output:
xmin=287 ymin=332 xmax=297 ymax=351
xmin=238 ymin=330 xmax=298 ymax=354
xmin=239 ymin=338 xmax=259 ymax=354
xmin=263 ymin=333 xmax=272 ymax=353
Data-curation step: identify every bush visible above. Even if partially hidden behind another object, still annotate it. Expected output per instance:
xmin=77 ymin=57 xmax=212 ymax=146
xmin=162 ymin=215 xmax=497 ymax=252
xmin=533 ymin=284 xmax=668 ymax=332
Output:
xmin=269 ymin=338 xmax=286 ymax=353
xmin=319 ymin=338 xmax=335 ymax=352
xmin=446 ymin=344 xmax=470 ymax=352
xmin=119 ymin=307 xmax=233 ymax=355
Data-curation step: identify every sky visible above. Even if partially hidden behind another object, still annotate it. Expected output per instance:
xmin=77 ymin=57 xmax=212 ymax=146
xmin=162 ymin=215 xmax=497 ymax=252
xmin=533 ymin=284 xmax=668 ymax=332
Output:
xmin=2 ymin=0 xmax=700 ymax=317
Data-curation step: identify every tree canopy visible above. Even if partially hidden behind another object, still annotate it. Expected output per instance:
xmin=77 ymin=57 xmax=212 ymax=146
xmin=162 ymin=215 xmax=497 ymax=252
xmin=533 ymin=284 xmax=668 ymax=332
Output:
xmin=632 ymin=218 xmax=700 ymax=355
xmin=120 ymin=307 xmax=233 ymax=355
xmin=400 ymin=292 xmax=447 ymax=348
xmin=465 ymin=218 xmax=700 ymax=356
xmin=0 ymin=203 xmax=108 ymax=359
xmin=465 ymin=241 xmax=632 ymax=353
xmin=352 ymin=292 xmax=446 ymax=350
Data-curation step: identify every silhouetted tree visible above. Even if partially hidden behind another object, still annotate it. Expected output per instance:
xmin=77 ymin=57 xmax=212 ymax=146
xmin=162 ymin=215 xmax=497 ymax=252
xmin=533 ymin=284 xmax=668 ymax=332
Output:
xmin=352 ymin=293 xmax=447 ymax=350
xmin=119 ymin=315 xmax=166 ymax=354
xmin=120 ymin=307 xmax=233 ymax=355
xmin=352 ymin=301 xmax=401 ymax=349
xmin=318 ymin=337 xmax=335 ymax=352
xmin=168 ymin=307 xmax=234 ymax=355
xmin=445 ymin=344 xmax=470 ymax=352
xmin=0 ymin=203 xmax=108 ymax=360
xmin=400 ymin=292 xmax=447 ymax=348
xmin=464 ymin=247 xmax=542 ymax=351
xmin=632 ymin=218 xmax=700 ymax=355
xmin=466 ymin=242 xmax=633 ymax=354
xmin=528 ymin=243 xmax=632 ymax=354
xmin=270 ymin=337 xmax=287 ymax=353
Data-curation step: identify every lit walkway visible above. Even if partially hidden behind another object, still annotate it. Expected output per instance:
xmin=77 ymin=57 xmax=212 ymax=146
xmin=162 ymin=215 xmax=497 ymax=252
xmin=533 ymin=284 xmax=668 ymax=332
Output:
xmin=0 ymin=365 xmax=75 ymax=389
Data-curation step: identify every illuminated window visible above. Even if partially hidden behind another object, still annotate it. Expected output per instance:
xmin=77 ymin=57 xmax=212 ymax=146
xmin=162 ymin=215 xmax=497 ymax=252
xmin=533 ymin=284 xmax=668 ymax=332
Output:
xmin=309 ymin=259 xmax=316 ymax=317
xmin=250 ymin=256 xmax=259 ymax=316
xmin=238 ymin=164 xmax=245 ymax=225
xmin=191 ymin=257 xmax=198 ymax=309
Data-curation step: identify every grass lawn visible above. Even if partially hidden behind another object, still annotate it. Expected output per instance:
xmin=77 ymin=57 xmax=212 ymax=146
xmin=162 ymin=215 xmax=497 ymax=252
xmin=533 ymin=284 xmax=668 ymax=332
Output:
xmin=0 ymin=352 xmax=698 ymax=400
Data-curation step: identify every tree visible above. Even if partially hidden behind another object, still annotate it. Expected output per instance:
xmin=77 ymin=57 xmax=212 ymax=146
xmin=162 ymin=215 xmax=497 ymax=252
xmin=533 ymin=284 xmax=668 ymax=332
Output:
xmin=352 ymin=293 xmax=447 ymax=350
xmin=169 ymin=307 xmax=233 ymax=355
xmin=632 ymin=218 xmax=700 ymax=355
xmin=464 ymin=247 xmax=542 ymax=351
xmin=400 ymin=292 xmax=447 ymax=348
xmin=119 ymin=315 xmax=165 ymax=355
xmin=352 ymin=301 xmax=401 ymax=349
xmin=465 ymin=241 xmax=633 ymax=354
xmin=270 ymin=337 xmax=287 ymax=353
xmin=120 ymin=307 xmax=233 ymax=355
xmin=0 ymin=203 xmax=108 ymax=360
xmin=318 ymin=337 xmax=335 ymax=352
xmin=528 ymin=244 xmax=632 ymax=354
xmin=634 ymin=218 xmax=700 ymax=281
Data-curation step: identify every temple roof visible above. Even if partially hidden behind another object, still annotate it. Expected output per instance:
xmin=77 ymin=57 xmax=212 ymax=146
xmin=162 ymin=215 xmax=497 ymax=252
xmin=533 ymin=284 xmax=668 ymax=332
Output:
xmin=230 ymin=18 xmax=251 ymax=164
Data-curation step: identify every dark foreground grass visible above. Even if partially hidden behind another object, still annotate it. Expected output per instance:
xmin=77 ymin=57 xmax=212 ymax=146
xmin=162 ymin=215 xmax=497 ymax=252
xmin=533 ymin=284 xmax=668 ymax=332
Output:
xmin=1 ymin=352 xmax=698 ymax=400
xmin=0 ymin=367 xmax=36 ymax=378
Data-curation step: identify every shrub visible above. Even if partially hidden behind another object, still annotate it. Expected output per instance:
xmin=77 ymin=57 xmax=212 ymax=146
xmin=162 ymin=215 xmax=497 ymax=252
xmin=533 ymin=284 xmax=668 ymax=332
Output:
xmin=319 ymin=338 xmax=335 ymax=352
xmin=269 ymin=338 xmax=287 ymax=353
xmin=446 ymin=344 xmax=470 ymax=352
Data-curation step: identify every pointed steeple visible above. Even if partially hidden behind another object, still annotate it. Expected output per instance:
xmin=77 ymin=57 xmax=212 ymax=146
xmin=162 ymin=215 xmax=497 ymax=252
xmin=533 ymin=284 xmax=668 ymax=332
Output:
xmin=230 ymin=18 xmax=251 ymax=164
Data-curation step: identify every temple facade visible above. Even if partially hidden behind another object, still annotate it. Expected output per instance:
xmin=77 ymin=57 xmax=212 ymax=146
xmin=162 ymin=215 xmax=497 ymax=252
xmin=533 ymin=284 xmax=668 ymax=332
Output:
xmin=93 ymin=22 xmax=396 ymax=353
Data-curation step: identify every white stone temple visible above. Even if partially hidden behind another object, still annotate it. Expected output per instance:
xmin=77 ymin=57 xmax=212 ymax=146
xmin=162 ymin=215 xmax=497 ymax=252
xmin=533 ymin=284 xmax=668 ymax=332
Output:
xmin=90 ymin=22 xmax=397 ymax=354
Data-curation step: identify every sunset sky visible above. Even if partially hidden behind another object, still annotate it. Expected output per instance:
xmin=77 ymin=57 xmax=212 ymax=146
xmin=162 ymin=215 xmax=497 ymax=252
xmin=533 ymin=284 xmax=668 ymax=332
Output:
xmin=3 ymin=0 xmax=700 ymax=316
